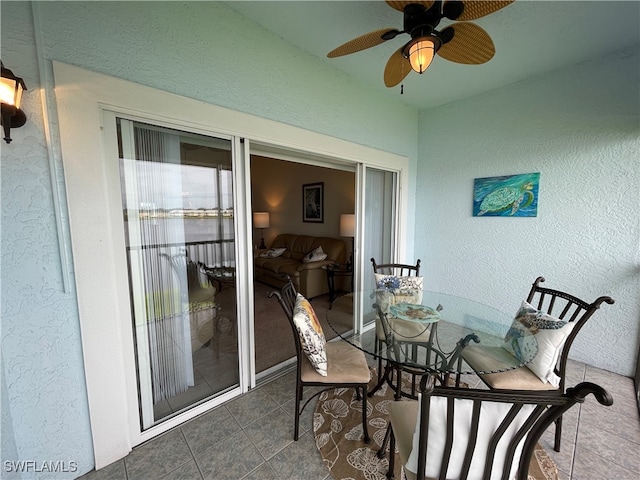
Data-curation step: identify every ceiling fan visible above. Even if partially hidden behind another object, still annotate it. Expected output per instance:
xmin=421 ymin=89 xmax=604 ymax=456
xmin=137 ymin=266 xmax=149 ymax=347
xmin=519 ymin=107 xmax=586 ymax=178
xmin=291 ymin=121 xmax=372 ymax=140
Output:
xmin=327 ymin=1 xmax=514 ymax=87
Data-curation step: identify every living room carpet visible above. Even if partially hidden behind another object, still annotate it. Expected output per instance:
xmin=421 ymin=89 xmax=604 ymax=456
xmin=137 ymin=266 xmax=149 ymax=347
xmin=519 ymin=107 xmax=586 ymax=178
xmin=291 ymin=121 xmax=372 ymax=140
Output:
xmin=313 ymin=370 xmax=559 ymax=480
xmin=253 ymin=282 xmax=352 ymax=374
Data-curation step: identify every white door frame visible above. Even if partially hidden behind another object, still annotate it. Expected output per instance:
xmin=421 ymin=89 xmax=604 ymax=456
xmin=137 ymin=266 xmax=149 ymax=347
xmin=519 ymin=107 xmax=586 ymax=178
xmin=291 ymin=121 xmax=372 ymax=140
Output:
xmin=53 ymin=61 xmax=408 ymax=469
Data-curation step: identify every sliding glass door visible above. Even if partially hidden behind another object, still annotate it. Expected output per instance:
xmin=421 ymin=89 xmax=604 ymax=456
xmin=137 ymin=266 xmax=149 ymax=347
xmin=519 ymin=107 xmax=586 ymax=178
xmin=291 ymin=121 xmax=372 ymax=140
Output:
xmin=362 ymin=167 xmax=398 ymax=327
xmin=364 ymin=167 xmax=397 ymax=274
xmin=114 ymin=120 xmax=402 ymax=431
xmin=118 ymin=119 xmax=240 ymax=429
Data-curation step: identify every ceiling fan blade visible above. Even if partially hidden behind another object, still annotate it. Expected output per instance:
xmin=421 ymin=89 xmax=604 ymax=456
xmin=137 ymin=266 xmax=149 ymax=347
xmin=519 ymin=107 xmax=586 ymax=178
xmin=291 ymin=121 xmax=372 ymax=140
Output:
xmin=384 ymin=48 xmax=411 ymax=87
xmin=437 ymin=22 xmax=495 ymax=64
xmin=327 ymin=28 xmax=400 ymax=58
xmin=453 ymin=1 xmax=514 ymax=21
xmin=386 ymin=1 xmax=435 ymax=13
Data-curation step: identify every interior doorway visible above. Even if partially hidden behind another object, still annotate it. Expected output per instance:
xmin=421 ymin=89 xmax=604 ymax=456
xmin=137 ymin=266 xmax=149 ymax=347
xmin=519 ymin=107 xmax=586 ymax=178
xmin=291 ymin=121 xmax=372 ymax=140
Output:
xmin=250 ymin=155 xmax=356 ymax=377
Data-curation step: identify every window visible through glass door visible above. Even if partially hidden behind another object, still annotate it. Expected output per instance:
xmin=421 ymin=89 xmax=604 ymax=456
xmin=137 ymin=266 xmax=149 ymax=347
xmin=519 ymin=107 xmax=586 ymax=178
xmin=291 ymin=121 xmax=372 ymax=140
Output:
xmin=117 ymin=119 xmax=240 ymax=429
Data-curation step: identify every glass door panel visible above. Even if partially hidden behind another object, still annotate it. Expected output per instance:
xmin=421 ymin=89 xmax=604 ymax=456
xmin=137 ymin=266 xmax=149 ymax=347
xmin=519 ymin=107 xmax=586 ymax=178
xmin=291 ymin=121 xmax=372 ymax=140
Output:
xmin=117 ymin=119 xmax=239 ymax=429
xmin=363 ymin=167 xmax=398 ymax=328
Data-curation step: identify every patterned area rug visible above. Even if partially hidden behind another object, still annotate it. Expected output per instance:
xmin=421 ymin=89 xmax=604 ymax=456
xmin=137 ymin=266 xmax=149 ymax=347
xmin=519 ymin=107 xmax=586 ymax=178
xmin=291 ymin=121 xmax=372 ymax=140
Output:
xmin=313 ymin=370 xmax=559 ymax=480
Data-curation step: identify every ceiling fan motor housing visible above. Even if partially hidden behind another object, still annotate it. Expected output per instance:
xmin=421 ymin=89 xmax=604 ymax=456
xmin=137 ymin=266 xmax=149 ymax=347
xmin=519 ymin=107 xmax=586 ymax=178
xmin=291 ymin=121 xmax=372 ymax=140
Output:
xmin=402 ymin=2 xmax=446 ymax=61
xmin=403 ymin=3 xmax=442 ymax=36
xmin=402 ymin=0 xmax=459 ymax=54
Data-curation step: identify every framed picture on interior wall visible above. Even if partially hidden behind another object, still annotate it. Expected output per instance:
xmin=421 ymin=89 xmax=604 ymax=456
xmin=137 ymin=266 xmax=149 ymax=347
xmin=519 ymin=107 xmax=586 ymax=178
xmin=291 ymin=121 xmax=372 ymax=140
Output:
xmin=303 ymin=182 xmax=324 ymax=223
xmin=473 ymin=172 xmax=540 ymax=217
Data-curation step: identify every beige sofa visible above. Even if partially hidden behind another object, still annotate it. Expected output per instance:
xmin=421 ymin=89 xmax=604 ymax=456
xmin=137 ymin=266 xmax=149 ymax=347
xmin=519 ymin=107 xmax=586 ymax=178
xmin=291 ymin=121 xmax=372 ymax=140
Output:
xmin=254 ymin=233 xmax=346 ymax=299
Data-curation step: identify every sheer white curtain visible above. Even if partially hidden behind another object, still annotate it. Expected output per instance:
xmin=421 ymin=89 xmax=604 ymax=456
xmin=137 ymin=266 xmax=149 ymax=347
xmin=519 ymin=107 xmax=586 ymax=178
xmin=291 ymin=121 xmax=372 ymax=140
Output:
xmin=364 ymin=168 xmax=397 ymax=291
xmin=123 ymin=125 xmax=194 ymax=407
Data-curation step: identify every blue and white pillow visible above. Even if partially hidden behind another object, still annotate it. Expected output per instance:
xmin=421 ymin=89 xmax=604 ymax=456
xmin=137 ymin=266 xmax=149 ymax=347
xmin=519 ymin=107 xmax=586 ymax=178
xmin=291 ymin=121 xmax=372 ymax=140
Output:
xmin=374 ymin=274 xmax=424 ymax=311
xmin=376 ymin=275 xmax=401 ymax=291
xmin=504 ymin=300 xmax=574 ymax=387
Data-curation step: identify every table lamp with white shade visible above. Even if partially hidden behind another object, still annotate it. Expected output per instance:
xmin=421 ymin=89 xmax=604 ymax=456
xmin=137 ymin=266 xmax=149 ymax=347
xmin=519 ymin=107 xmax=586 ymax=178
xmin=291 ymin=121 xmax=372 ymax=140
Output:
xmin=253 ymin=212 xmax=270 ymax=249
xmin=340 ymin=214 xmax=355 ymax=268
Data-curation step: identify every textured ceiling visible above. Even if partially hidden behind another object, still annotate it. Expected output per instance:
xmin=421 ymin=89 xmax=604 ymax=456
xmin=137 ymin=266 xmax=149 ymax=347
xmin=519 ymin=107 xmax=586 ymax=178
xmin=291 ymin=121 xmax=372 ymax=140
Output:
xmin=225 ymin=1 xmax=640 ymax=111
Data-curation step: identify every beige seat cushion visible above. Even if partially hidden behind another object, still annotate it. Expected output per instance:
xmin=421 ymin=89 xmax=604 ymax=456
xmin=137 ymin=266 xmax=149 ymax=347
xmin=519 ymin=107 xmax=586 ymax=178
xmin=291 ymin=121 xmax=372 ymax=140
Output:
xmin=188 ymin=285 xmax=216 ymax=306
xmin=377 ymin=317 xmax=432 ymax=343
xmin=300 ymin=341 xmax=370 ymax=384
xmin=388 ymin=401 xmax=420 ymax=480
xmin=463 ymin=346 xmax=558 ymax=391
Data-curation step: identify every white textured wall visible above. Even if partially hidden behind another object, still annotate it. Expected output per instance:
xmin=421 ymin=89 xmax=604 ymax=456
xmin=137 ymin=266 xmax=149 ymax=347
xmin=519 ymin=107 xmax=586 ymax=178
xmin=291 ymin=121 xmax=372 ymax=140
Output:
xmin=0 ymin=2 xmax=95 ymax=478
xmin=416 ymin=46 xmax=640 ymax=376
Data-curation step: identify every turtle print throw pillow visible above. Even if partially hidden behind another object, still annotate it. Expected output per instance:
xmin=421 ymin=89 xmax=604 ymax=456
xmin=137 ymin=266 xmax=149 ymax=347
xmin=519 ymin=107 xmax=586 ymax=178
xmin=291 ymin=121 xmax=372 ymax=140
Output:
xmin=503 ymin=300 xmax=575 ymax=387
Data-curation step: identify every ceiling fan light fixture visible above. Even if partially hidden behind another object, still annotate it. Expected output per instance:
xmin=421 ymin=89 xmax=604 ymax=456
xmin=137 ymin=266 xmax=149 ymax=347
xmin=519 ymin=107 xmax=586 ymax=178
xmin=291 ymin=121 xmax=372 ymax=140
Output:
xmin=406 ymin=36 xmax=440 ymax=74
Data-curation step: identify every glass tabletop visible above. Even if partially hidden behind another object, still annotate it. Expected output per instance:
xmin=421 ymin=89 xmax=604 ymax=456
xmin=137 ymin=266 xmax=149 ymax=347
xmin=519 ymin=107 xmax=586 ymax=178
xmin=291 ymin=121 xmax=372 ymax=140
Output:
xmin=326 ymin=289 xmax=537 ymax=376
xmin=322 ymin=263 xmax=353 ymax=273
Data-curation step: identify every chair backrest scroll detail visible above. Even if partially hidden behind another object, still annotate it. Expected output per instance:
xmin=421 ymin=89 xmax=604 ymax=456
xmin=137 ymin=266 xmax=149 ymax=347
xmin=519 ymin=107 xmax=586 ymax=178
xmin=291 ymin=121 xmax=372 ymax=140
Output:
xmin=526 ymin=276 xmax=614 ymax=391
xmin=371 ymin=257 xmax=421 ymax=277
xmin=407 ymin=374 xmax=613 ymax=480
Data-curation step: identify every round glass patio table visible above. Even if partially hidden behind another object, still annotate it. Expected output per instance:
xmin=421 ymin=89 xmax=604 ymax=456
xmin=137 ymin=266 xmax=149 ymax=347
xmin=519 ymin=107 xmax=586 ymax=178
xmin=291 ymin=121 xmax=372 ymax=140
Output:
xmin=326 ymin=289 xmax=537 ymax=377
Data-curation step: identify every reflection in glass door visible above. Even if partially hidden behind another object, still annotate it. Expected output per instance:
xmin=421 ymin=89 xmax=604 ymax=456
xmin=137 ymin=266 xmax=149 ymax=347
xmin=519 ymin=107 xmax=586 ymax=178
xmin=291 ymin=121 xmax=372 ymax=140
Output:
xmin=117 ymin=119 xmax=239 ymax=429
xmin=364 ymin=167 xmax=397 ymax=280
xmin=363 ymin=167 xmax=398 ymax=327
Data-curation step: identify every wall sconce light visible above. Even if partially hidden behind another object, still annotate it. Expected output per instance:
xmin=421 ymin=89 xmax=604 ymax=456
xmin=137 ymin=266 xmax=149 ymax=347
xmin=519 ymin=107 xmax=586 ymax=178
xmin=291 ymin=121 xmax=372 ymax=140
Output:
xmin=253 ymin=212 xmax=270 ymax=249
xmin=1 ymin=61 xmax=28 ymax=144
xmin=340 ymin=214 xmax=355 ymax=268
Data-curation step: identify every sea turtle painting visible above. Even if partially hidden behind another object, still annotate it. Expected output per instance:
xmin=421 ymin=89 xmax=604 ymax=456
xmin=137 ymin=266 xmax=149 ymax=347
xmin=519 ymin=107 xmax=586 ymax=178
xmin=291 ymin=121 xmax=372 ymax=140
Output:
xmin=478 ymin=181 xmax=535 ymax=216
xmin=473 ymin=173 xmax=539 ymax=217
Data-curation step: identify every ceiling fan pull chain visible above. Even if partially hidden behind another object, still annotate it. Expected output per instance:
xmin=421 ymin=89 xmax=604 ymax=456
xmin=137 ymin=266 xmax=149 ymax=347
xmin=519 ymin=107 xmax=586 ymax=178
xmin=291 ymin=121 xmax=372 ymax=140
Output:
xmin=401 ymin=83 xmax=404 ymax=94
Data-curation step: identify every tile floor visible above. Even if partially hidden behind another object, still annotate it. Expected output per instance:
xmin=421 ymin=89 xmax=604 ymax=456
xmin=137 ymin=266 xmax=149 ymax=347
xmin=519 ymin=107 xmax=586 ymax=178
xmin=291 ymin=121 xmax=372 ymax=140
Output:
xmin=151 ymin=284 xmax=346 ymax=424
xmin=79 ymin=355 xmax=639 ymax=480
